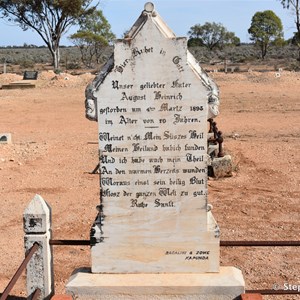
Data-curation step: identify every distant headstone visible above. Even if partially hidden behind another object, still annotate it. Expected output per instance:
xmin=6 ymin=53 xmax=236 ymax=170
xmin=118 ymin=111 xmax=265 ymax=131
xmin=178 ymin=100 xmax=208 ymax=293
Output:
xmin=0 ymin=133 xmax=12 ymax=144
xmin=23 ymin=71 xmax=38 ymax=80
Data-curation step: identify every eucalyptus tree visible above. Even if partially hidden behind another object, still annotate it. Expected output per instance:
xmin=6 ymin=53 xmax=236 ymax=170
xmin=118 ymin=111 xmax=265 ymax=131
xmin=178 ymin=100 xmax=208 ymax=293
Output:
xmin=0 ymin=0 xmax=97 ymax=70
xmin=69 ymin=9 xmax=115 ymax=68
xmin=188 ymin=22 xmax=240 ymax=50
xmin=248 ymin=10 xmax=283 ymax=59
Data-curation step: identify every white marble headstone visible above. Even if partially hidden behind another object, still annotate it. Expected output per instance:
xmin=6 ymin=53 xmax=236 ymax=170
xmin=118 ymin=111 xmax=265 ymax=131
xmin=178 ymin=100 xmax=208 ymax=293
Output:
xmin=87 ymin=2 xmax=220 ymax=274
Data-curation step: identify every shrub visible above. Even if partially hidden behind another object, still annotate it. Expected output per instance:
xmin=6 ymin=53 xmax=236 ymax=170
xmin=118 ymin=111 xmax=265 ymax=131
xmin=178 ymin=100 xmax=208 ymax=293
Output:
xmin=18 ymin=59 xmax=35 ymax=68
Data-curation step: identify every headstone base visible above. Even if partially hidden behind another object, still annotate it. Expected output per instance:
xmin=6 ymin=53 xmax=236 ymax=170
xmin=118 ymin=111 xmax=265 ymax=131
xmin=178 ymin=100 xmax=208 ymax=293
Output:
xmin=1 ymin=81 xmax=36 ymax=89
xmin=66 ymin=267 xmax=244 ymax=300
xmin=91 ymin=210 xmax=220 ymax=273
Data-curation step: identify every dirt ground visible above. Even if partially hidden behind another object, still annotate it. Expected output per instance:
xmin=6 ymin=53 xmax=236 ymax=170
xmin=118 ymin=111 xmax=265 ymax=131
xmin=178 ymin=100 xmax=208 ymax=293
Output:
xmin=0 ymin=69 xmax=299 ymax=299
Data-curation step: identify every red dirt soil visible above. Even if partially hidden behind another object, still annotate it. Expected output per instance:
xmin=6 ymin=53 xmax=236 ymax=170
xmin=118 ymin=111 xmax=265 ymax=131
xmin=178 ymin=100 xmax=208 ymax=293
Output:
xmin=0 ymin=70 xmax=299 ymax=299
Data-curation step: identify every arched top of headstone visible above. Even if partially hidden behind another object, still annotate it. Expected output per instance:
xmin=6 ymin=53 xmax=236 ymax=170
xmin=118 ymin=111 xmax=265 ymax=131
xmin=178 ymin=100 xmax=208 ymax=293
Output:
xmin=23 ymin=194 xmax=51 ymax=233
xmin=85 ymin=2 xmax=220 ymax=122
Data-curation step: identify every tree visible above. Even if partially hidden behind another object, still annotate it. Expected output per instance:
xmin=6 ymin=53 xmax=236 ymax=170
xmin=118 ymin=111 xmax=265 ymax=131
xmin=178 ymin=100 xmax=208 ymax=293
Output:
xmin=187 ymin=22 xmax=240 ymax=50
xmin=291 ymin=31 xmax=300 ymax=46
xmin=248 ymin=10 xmax=283 ymax=59
xmin=279 ymin=0 xmax=300 ymax=59
xmin=69 ymin=10 xmax=115 ymax=68
xmin=0 ymin=0 xmax=97 ymax=70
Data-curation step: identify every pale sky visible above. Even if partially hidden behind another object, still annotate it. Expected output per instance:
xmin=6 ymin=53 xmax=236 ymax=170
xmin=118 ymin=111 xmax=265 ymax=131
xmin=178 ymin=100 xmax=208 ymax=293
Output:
xmin=0 ymin=0 xmax=297 ymax=47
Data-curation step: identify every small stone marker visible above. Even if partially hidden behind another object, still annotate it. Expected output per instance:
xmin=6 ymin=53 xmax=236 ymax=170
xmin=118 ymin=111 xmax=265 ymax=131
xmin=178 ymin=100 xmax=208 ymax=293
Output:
xmin=67 ymin=2 xmax=244 ymax=299
xmin=24 ymin=194 xmax=54 ymax=299
xmin=0 ymin=133 xmax=12 ymax=144
xmin=275 ymin=72 xmax=281 ymax=78
xmin=211 ymin=155 xmax=233 ymax=178
xmin=23 ymin=70 xmax=38 ymax=80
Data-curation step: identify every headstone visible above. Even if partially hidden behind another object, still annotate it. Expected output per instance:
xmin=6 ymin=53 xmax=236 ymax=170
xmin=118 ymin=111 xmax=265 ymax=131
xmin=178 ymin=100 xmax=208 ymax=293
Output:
xmin=67 ymin=2 xmax=244 ymax=298
xmin=0 ymin=133 xmax=12 ymax=144
xmin=23 ymin=70 xmax=38 ymax=80
xmin=87 ymin=2 xmax=220 ymax=274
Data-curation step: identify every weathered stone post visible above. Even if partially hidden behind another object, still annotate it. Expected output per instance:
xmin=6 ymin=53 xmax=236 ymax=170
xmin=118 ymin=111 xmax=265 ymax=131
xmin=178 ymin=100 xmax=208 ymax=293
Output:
xmin=23 ymin=194 xmax=54 ymax=300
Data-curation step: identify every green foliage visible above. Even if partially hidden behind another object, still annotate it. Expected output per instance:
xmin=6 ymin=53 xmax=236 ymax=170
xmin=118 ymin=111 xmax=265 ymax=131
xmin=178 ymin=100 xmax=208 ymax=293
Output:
xmin=1 ymin=44 xmax=300 ymax=73
xmin=18 ymin=59 xmax=35 ymax=68
xmin=286 ymin=62 xmax=300 ymax=71
xmin=187 ymin=22 xmax=240 ymax=50
xmin=66 ymin=61 xmax=81 ymax=69
xmin=272 ymin=37 xmax=287 ymax=47
xmin=291 ymin=32 xmax=300 ymax=45
xmin=0 ymin=0 xmax=97 ymax=69
xmin=248 ymin=10 xmax=283 ymax=59
xmin=69 ymin=9 xmax=115 ymax=68
xmin=187 ymin=38 xmax=204 ymax=47
xmin=187 ymin=43 xmax=300 ymax=65
xmin=54 ymin=68 xmax=62 ymax=74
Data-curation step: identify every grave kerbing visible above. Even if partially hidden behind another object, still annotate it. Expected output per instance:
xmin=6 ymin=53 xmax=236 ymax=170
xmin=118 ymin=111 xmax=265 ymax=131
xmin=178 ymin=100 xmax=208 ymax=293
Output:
xmin=67 ymin=2 xmax=244 ymax=298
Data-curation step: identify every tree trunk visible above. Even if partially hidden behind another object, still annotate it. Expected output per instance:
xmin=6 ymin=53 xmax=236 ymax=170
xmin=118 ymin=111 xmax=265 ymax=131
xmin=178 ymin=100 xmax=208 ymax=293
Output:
xmin=296 ymin=0 xmax=300 ymax=33
xmin=261 ymin=43 xmax=267 ymax=60
xmin=295 ymin=0 xmax=300 ymax=60
xmin=95 ymin=42 xmax=103 ymax=64
xmin=79 ymin=46 xmax=87 ymax=67
xmin=52 ymin=47 xmax=60 ymax=71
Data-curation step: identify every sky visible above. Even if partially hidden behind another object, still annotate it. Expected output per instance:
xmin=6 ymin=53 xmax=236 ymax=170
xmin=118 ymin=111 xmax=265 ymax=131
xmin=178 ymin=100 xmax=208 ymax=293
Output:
xmin=0 ymin=0 xmax=297 ymax=47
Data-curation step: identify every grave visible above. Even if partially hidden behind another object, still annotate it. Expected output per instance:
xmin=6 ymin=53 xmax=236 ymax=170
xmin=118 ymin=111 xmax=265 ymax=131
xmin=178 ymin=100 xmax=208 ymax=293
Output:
xmin=67 ymin=2 xmax=244 ymax=299
xmin=1 ymin=71 xmax=37 ymax=90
